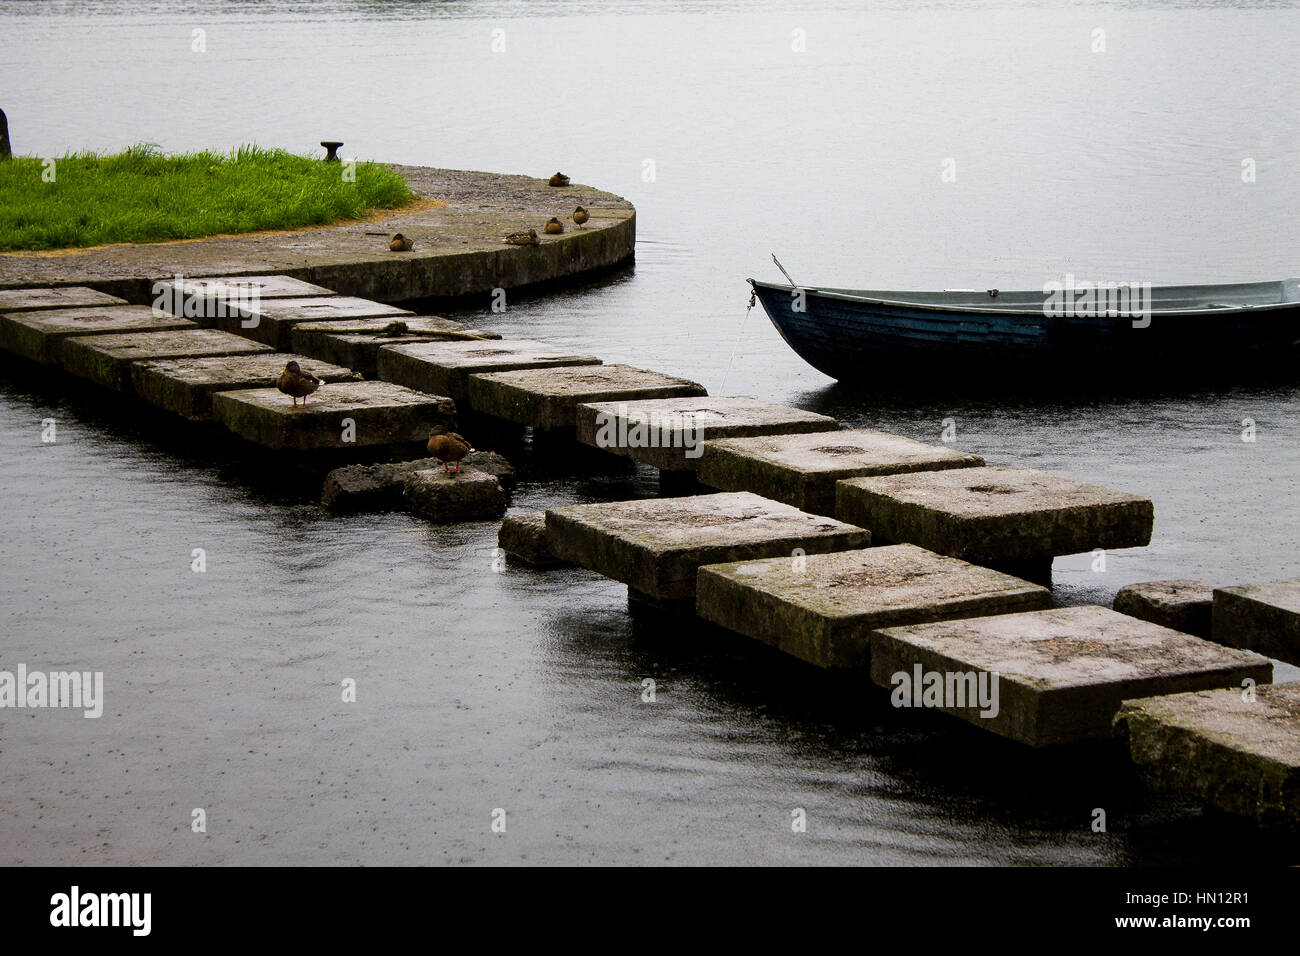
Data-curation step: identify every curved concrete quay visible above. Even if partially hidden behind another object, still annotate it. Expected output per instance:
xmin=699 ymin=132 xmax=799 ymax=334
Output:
xmin=0 ymin=166 xmax=636 ymax=303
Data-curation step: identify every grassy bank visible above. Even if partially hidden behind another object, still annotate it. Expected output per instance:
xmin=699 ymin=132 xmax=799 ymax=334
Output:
xmin=0 ymin=144 xmax=415 ymax=251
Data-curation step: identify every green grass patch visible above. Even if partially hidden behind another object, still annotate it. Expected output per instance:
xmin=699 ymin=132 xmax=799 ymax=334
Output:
xmin=0 ymin=144 xmax=415 ymax=251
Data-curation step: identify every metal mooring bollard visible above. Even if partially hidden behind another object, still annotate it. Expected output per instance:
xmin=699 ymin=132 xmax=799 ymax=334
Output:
xmin=320 ymin=140 xmax=343 ymax=162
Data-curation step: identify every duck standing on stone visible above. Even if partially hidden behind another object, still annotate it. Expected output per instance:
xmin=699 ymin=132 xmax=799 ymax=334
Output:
xmin=548 ymin=172 xmax=570 ymax=187
xmin=543 ymin=217 xmax=564 ymax=235
xmin=572 ymin=205 xmax=589 ymax=229
xmin=276 ymin=360 xmax=322 ymax=407
xmin=389 ymin=233 xmax=413 ymax=252
xmin=427 ymin=425 xmax=472 ymax=473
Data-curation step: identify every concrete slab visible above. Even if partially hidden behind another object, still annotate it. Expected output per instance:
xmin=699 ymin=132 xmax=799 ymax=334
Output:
xmin=404 ymin=467 xmax=507 ymax=522
xmin=1114 ymin=579 xmax=1214 ymax=638
xmin=0 ymin=306 xmax=195 ymax=365
xmin=470 ymin=364 xmax=708 ymax=431
xmin=215 ymin=296 xmax=413 ymax=349
xmin=698 ymin=428 xmax=985 ymax=516
xmin=131 ymin=353 xmax=360 ymax=420
xmin=376 ymin=339 xmax=602 ymax=403
xmin=321 ymin=451 xmax=514 ymax=512
xmin=211 ymin=380 xmax=455 ymax=451
xmin=0 ymin=287 xmax=125 ymax=312
xmin=1116 ymin=682 xmax=1300 ymax=832
xmin=545 ymin=491 xmax=869 ymax=601
xmin=696 ymin=544 xmax=1052 ymax=669
xmin=836 ymin=465 xmax=1154 ymax=563
xmin=1212 ymin=577 xmax=1300 ymax=665
xmin=158 ymin=273 xmax=337 ymax=304
xmin=498 ymin=510 xmax=567 ymax=567
xmin=871 ymin=605 xmax=1271 ymax=747
xmin=575 ymin=396 xmax=839 ymax=472
xmin=291 ymin=316 xmax=501 ymax=377
xmin=61 ymin=329 xmax=273 ymax=391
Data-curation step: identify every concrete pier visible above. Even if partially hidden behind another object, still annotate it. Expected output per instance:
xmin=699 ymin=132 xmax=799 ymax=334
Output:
xmin=696 ymin=544 xmax=1051 ymax=669
xmin=574 ymin=396 xmax=839 ymax=472
xmin=836 ymin=465 xmax=1154 ymax=577
xmin=211 ymin=296 xmax=414 ymax=349
xmin=1114 ymin=579 xmax=1214 ymax=638
xmin=871 ymin=606 xmax=1271 ymax=747
xmin=376 ymin=339 xmax=601 ymax=404
xmin=1212 ymin=577 xmax=1300 ymax=666
xmin=469 ymin=364 xmax=708 ymax=431
xmin=699 ymin=429 xmax=984 ymax=516
xmin=1116 ymin=682 xmax=1300 ymax=832
xmin=60 ymin=329 xmax=273 ymax=391
xmin=545 ymin=491 xmax=869 ymax=601
xmin=321 ymin=451 xmax=514 ymax=511
xmin=211 ymin=380 xmax=454 ymax=451
xmin=404 ymin=467 xmax=508 ymax=523
xmin=290 ymin=316 xmax=501 ymax=377
xmin=0 ymin=286 xmax=125 ymax=312
xmin=131 ymin=354 xmax=360 ymax=420
xmin=0 ymin=305 xmax=195 ymax=365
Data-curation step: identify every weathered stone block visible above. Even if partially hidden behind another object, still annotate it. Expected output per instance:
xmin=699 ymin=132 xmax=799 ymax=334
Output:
xmin=1114 ymin=579 xmax=1214 ymax=638
xmin=131 ymin=353 xmax=359 ymax=420
xmin=1212 ymin=577 xmax=1300 ymax=665
xmin=0 ymin=286 xmax=125 ymax=312
xmin=291 ymin=316 xmax=501 ymax=377
xmin=61 ymin=329 xmax=272 ymax=390
xmin=321 ymin=450 xmax=514 ymax=511
xmin=575 ymin=396 xmax=839 ymax=472
xmin=157 ymin=273 xmax=337 ymax=305
xmin=1115 ymin=682 xmax=1300 ymax=832
xmin=211 ymin=380 xmax=455 ymax=451
xmin=698 ymin=428 xmax=984 ymax=516
xmin=546 ymin=491 xmax=869 ymax=601
xmin=0 ymin=306 xmax=195 ymax=364
xmin=836 ymin=465 xmax=1154 ymax=562
xmin=376 ymin=339 xmax=601 ymax=403
xmin=470 ymin=364 xmax=707 ymax=431
xmin=697 ymin=544 xmax=1051 ymax=668
xmin=403 ymin=467 xmax=507 ymax=522
xmin=498 ymin=510 xmax=567 ymax=566
xmin=871 ymin=606 xmax=1271 ymax=747
xmin=214 ymin=296 xmax=413 ymax=349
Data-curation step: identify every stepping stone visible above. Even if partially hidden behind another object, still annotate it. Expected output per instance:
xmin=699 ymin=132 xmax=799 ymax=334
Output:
xmin=321 ymin=450 xmax=514 ymax=512
xmin=871 ymin=605 xmax=1271 ymax=747
xmin=1115 ymin=682 xmax=1300 ymax=832
xmin=0 ymin=286 xmax=125 ymax=312
xmin=291 ymin=316 xmax=501 ymax=377
xmin=836 ymin=465 xmax=1153 ymax=563
xmin=546 ymin=491 xmax=869 ymax=601
xmin=696 ymin=544 xmax=1051 ymax=669
xmin=214 ymin=296 xmax=413 ymax=349
xmin=404 ymin=467 xmax=507 ymax=523
xmin=376 ymin=339 xmax=601 ymax=403
xmin=470 ymin=364 xmax=708 ymax=431
xmin=498 ymin=510 xmax=567 ymax=567
xmin=0 ymin=306 xmax=195 ymax=364
xmin=1114 ymin=579 xmax=1214 ymax=638
xmin=131 ymin=353 xmax=359 ymax=420
xmin=575 ymin=396 xmax=839 ymax=472
xmin=153 ymin=274 xmax=337 ymax=310
xmin=211 ymin=380 xmax=454 ymax=451
xmin=61 ymin=329 xmax=273 ymax=391
xmin=1212 ymin=577 xmax=1300 ymax=666
xmin=699 ymin=428 xmax=985 ymax=516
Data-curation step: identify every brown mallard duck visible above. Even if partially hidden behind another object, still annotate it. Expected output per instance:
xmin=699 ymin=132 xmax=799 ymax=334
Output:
xmin=548 ymin=171 xmax=570 ymax=187
xmin=505 ymin=229 xmax=540 ymax=246
xmin=389 ymin=233 xmax=413 ymax=252
xmin=543 ymin=217 xmax=564 ymax=235
xmin=427 ymin=425 xmax=472 ymax=473
xmin=276 ymin=360 xmax=322 ymax=407
xmin=571 ymin=205 xmax=589 ymax=228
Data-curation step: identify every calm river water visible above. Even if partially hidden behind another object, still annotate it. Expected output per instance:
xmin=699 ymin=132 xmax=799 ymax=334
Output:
xmin=1 ymin=0 xmax=1298 ymax=864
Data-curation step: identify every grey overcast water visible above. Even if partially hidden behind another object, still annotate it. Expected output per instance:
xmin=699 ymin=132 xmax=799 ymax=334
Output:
xmin=1 ymin=0 xmax=1298 ymax=865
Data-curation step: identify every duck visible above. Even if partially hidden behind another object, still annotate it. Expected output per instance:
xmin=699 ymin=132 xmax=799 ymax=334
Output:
xmin=571 ymin=205 xmax=589 ymax=229
xmin=548 ymin=172 xmax=570 ymax=187
xmin=276 ymin=360 xmax=322 ymax=407
xmin=505 ymin=229 xmax=540 ymax=246
xmin=543 ymin=217 xmax=564 ymax=235
xmin=427 ymin=425 xmax=472 ymax=473
xmin=389 ymin=233 xmax=413 ymax=252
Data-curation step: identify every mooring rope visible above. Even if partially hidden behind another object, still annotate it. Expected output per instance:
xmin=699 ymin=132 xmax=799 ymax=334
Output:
xmin=718 ymin=285 xmax=757 ymax=394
